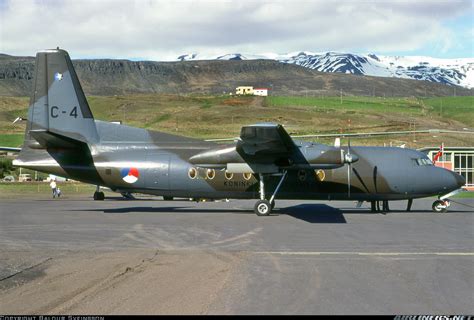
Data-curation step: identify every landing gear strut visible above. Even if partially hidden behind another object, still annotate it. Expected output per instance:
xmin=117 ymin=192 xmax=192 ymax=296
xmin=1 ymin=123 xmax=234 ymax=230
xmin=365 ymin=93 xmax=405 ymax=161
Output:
xmin=121 ymin=192 xmax=135 ymax=200
xmin=370 ymin=200 xmax=390 ymax=213
xmin=93 ymin=185 xmax=105 ymax=200
xmin=254 ymin=171 xmax=287 ymax=216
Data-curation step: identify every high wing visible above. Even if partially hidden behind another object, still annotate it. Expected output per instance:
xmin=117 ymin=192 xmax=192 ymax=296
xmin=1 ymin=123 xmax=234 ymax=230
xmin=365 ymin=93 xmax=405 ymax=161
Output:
xmin=205 ymin=129 xmax=474 ymax=143
xmin=237 ymin=123 xmax=294 ymax=159
xmin=189 ymin=123 xmax=358 ymax=173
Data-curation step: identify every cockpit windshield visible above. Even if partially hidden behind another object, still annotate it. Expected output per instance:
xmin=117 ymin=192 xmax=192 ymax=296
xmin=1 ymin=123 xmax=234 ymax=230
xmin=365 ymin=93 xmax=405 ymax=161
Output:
xmin=413 ymin=157 xmax=433 ymax=166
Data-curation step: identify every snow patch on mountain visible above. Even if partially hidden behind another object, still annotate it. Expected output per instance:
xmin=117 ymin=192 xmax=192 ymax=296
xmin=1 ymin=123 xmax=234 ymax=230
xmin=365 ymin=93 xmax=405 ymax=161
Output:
xmin=176 ymin=51 xmax=474 ymax=88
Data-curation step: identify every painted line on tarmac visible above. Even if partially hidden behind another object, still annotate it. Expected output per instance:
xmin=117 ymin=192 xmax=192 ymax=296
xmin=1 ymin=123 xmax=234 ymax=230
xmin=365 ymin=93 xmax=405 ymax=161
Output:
xmin=255 ymin=251 xmax=474 ymax=256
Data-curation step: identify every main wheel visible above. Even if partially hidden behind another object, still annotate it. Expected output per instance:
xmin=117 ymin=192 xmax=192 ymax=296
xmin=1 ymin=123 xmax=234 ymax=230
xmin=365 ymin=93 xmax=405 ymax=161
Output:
xmin=432 ymin=200 xmax=447 ymax=213
xmin=254 ymin=200 xmax=272 ymax=216
xmin=94 ymin=191 xmax=105 ymax=201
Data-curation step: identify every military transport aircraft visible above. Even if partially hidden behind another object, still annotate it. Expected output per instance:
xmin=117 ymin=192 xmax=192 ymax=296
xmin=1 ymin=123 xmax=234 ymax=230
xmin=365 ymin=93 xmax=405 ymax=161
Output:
xmin=2 ymin=49 xmax=466 ymax=215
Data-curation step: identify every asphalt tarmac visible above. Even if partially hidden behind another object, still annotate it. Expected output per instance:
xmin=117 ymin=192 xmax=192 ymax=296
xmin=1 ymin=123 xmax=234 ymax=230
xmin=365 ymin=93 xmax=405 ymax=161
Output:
xmin=0 ymin=196 xmax=473 ymax=314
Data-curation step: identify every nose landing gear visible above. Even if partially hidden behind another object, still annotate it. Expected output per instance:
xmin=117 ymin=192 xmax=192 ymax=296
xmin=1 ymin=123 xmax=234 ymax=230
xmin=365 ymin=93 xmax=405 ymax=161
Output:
xmin=432 ymin=199 xmax=450 ymax=213
xmin=433 ymin=188 xmax=464 ymax=213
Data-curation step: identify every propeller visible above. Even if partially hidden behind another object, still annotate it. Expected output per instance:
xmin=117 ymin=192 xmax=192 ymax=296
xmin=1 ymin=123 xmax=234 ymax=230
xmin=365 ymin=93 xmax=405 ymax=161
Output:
xmin=343 ymin=139 xmax=358 ymax=198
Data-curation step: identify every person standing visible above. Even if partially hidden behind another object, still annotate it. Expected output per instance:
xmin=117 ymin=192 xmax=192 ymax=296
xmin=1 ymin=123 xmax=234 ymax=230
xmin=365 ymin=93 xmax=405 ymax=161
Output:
xmin=50 ymin=178 xmax=58 ymax=198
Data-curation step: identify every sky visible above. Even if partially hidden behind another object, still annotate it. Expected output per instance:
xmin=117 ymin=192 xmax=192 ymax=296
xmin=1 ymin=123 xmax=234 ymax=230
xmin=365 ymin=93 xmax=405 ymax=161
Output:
xmin=0 ymin=0 xmax=472 ymax=60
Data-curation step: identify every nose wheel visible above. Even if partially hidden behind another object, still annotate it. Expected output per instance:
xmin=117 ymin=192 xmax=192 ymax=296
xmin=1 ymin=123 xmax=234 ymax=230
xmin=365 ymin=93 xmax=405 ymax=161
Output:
xmin=432 ymin=199 xmax=449 ymax=213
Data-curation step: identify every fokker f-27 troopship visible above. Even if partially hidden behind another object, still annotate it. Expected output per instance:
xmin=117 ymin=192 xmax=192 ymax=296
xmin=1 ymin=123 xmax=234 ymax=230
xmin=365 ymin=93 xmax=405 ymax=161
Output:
xmin=7 ymin=49 xmax=466 ymax=215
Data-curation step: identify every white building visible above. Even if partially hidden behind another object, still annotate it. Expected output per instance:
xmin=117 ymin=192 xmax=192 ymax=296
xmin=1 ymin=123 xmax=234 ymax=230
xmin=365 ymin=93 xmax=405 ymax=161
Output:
xmin=253 ymin=88 xmax=269 ymax=96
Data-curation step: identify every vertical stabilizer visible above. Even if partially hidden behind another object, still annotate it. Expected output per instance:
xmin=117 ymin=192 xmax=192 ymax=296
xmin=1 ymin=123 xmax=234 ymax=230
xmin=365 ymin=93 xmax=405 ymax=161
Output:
xmin=26 ymin=48 xmax=98 ymax=144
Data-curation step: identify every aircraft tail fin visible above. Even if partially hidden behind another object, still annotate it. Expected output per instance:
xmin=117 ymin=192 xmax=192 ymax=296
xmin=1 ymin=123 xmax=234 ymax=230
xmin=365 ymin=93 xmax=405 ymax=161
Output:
xmin=24 ymin=48 xmax=98 ymax=148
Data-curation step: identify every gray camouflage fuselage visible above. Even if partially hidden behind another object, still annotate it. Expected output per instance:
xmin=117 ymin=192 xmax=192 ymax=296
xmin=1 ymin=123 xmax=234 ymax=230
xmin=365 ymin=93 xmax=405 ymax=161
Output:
xmin=13 ymin=49 xmax=465 ymax=203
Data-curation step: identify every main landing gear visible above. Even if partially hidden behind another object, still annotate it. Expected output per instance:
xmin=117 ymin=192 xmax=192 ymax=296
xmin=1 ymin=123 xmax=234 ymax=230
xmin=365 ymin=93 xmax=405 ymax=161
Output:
xmin=121 ymin=192 xmax=136 ymax=200
xmin=370 ymin=200 xmax=390 ymax=213
xmin=254 ymin=171 xmax=287 ymax=216
xmin=93 ymin=185 xmax=105 ymax=200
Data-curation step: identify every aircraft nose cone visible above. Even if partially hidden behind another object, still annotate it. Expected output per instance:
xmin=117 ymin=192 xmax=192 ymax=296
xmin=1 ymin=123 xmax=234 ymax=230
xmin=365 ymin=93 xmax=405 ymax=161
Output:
xmin=435 ymin=169 xmax=465 ymax=194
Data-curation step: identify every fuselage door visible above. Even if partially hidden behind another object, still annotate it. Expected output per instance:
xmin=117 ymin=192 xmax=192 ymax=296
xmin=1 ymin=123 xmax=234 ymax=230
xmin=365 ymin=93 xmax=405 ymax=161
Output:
xmin=145 ymin=152 xmax=170 ymax=190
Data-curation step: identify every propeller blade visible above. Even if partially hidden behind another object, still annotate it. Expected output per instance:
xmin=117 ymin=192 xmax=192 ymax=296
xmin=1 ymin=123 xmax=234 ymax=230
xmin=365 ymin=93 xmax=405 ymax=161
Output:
xmin=347 ymin=139 xmax=351 ymax=198
xmin=343 ymin=139 xmax=358 ymax=199
xmin=348 ymin=163 xmax=351 ymax=198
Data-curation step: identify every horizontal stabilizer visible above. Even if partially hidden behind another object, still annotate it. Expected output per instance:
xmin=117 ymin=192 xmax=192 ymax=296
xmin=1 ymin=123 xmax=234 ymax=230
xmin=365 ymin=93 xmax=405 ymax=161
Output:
xmin=0 ymin=147 xmax=22 ymax=152
xmin=29 ymin=130 xmax=85 ymax=149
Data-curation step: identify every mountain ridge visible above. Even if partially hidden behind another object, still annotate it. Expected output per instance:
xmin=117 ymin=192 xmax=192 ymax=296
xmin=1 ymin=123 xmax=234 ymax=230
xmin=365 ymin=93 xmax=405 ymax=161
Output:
xmin=0 ymin=53 xmax=472 ymax=97
xmin=177 ymin=51 xmax=474 ymax=89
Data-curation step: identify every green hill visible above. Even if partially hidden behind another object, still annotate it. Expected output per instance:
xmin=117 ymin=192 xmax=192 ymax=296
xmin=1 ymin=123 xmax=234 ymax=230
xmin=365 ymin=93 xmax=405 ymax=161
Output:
xmin=0 ymin=94 xmax=472 ymax=149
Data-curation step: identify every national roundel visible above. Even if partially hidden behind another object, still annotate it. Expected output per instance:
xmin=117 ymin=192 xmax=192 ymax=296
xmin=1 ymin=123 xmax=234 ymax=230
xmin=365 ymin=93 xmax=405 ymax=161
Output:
xmin=121 ymin=167 xmax=140 ymax=183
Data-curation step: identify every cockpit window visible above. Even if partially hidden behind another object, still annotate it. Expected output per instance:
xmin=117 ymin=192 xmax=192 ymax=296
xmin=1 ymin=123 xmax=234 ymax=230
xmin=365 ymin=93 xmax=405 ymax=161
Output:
xmin=413 ymin=158 xmax=433 ymax=166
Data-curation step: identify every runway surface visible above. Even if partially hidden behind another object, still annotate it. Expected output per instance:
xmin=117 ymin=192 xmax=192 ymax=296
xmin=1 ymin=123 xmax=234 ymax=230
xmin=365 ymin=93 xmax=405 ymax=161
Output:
xmin=0 ymin=196 xmax=473 ymax=314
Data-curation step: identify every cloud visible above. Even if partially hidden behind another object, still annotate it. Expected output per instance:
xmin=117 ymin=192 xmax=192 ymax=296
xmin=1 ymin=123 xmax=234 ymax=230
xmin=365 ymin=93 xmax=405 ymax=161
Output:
xmin=0 ymin=0 xmax=471 ymax=59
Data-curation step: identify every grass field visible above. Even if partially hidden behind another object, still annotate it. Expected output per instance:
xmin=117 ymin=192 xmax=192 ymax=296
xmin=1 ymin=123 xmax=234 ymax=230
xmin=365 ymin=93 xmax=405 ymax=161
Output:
xmin=266 ymin=95 xmax=474 ymax=126
xmin=0 ymin=182 xmax=98 ymax=198
xmin=423 ymin=96 xmax=474 ymax=127
xmin=453 ymin=191 xmax=474 ymax=198
xmin=0 ymin=133 xmax=23 ymax=148
xmin=0 ymin=94 xmax=472 ymax=148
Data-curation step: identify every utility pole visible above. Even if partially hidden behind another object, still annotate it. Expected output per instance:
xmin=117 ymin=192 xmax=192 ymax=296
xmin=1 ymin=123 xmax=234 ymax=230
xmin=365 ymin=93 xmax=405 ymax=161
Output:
xmin=340 ymin=89 xmax=342 ymax=104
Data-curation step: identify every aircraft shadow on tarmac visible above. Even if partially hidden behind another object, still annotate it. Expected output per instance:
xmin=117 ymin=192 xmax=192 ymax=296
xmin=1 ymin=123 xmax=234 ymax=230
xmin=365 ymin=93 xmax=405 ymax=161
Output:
xmin=279 ymin=204 xmax=348 ymax=223
xmin=69 ymin=201 xmax=472 ymax=223
xmin=71 ymin=203 xmax=351 ymax=223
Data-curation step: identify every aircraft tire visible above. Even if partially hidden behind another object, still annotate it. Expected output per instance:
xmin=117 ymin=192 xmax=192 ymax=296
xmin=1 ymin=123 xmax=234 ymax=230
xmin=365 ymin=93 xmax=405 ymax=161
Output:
xmin=432 ymin=200 xmax=447 ymax=213
xmin=270 ymin=200 xmax=275 ymax=210
xmin=255 ymin=200 xmax=272 ymax=216
xmin=94 ymin=191 xmax=105 ymax=201
xmin=163 ymin=196 xmax=174 ymax=201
